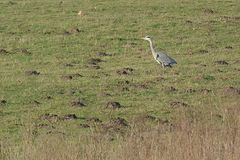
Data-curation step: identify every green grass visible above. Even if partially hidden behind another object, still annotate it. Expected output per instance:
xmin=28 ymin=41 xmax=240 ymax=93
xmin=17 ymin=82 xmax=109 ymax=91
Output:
xmin=0 ymin=0 xmax=240 ymax=141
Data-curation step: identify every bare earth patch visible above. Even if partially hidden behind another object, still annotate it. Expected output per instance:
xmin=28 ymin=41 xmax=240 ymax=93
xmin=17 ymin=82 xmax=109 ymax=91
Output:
xmin=116 ymin=67 xmax=134 ymax=75
xmin=61 ymin=73 xmax=82 ymax=80
xmin=64 ymin=27 xmax=83 ymax=35
xmin=25 ymin=70 xmax=40 ymax=76
xmin=170 ymin=101 xmax=189 ymax=108
xmin=224 ymin=87 xmax=240 ymax=95
xmin=71 ymin=99 xmax=86 ymax=107
xmin=0 ymin=49 xmax=9 ymax=54
xmin=106 ymin=101 xmax=123 ymax=109
xmin=214 ymin=60 xmax=229 ymax=65
xmin=0 ymin=100 xmax=7 ymax=105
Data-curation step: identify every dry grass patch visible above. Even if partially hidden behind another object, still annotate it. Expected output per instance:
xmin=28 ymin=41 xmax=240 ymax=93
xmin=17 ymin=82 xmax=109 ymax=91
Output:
xmin=1 ymin=107 xmax=240 ymax=160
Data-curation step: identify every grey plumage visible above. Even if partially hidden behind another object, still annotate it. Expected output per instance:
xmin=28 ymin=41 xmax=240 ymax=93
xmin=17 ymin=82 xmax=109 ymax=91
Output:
xmin=142 ymin=36 xmax=177 ymax=67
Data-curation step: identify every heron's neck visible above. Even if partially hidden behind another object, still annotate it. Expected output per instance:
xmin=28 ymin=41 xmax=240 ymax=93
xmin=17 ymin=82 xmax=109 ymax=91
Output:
xmin=148 ymin=40 xmax=156 ymax=58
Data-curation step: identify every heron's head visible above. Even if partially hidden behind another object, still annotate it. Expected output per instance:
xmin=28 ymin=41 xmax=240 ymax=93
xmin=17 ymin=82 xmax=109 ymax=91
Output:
xmin=142 ymin=36 xmax=151 ymax=41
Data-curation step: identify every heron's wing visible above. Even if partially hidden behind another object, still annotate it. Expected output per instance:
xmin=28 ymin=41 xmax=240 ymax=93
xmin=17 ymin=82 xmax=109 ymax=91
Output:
xmin=156 ymin=52 xmax=177 ymax=65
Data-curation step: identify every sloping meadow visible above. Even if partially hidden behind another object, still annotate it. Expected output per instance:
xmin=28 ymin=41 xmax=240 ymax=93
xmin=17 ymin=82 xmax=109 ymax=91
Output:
xmin=0 ymin=0 xmax=239 ymax=159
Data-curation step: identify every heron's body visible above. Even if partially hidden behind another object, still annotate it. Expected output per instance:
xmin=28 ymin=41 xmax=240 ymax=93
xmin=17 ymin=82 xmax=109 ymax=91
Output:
xmin=142 ymin=36 xmax=177 ymax=67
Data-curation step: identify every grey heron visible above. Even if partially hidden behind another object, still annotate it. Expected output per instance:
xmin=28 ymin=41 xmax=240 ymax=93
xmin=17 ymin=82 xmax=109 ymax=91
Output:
xmin=142 ymin=36 xmax=177 ymax=67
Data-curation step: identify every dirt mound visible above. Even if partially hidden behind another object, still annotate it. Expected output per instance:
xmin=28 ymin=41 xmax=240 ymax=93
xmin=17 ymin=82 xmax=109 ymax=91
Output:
xmin=40 ymin=113 xmax=78 ymax=122
xmin=170 ymin=101 xmax=189 ymax=108
xmin=0 ymin=100 xmax=7 ymax=105
xmin=215 ymin=60 xmax=229 ymax=65
xmin=62 ymin=73 xmax=82 ymax=80
xmin=87 ymin=58 xmax=103 ymax=69
xmin=203 ymin=8 xmax=214 ymax=14
xmin=106 ymin=101 xmax=123 ymax=109
xmin=40 ymin=113 xmax=59 ymax=122
xmin=61 ymin=114 xmax=78 ymax=120
xmin=185 ymin=88 xmax=196 ymax=93
xmin=86 ymin=117 xmax=102 ymax=123
xmin=64 ymin=27 xmax=83 ymax=35
xmin=224 ymin=87 xmax=240 ymax=95
xmin=88 ymin=58 xmax=102 ymax=65
xmin=117 ymin=67 xmax=134 ymax=75
xmin=25 ymin=70 xmax=40 ymax=76
xmin=79 ymin=124 xmax=90 ymax=128
xmin=165 ymin=86 xmax=177 ymax=93
xmin=71 ymin=99 xmax=86 ymax=107
xmin=200 ymin=89 xmax=212 ymax=94
xmin=0 ymin=49 xmax=9 ymax=54
xmin=109 ymin=117 xmax=128 ymax=127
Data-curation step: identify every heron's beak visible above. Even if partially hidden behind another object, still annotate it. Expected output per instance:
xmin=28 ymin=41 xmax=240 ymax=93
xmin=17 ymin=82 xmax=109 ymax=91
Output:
xmin=142 ymin=38 xmax=146 ymax=40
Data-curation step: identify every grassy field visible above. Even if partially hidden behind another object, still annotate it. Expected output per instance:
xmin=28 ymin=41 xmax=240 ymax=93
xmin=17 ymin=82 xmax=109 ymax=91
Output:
xmin=0 ymin=0 xmax=240 ymax=159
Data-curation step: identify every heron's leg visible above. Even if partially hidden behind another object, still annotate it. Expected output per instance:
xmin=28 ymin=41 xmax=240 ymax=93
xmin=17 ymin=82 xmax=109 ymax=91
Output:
xmin=162 ymin=63 xmax=165 ymax=68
